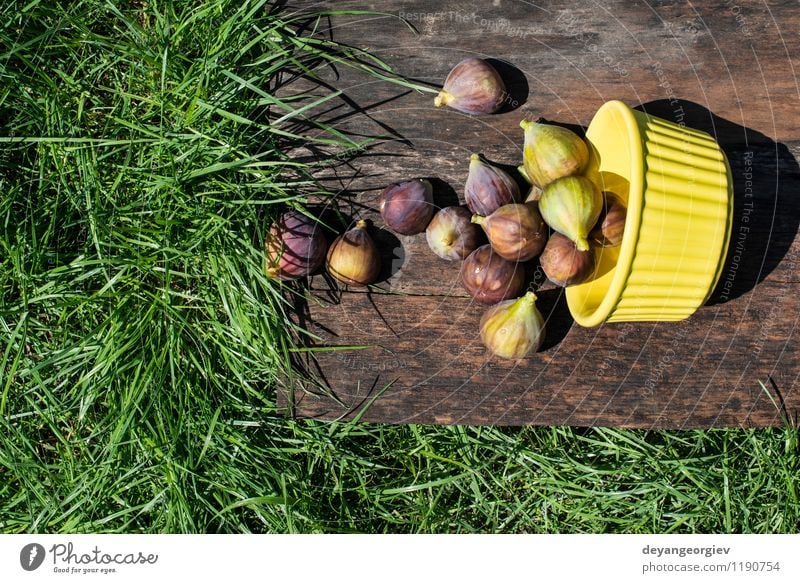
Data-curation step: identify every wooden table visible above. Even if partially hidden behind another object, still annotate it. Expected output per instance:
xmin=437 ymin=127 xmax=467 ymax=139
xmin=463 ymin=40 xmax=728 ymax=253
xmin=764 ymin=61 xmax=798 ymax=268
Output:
xmin=279 ymin=0 xmax=799 ymax=428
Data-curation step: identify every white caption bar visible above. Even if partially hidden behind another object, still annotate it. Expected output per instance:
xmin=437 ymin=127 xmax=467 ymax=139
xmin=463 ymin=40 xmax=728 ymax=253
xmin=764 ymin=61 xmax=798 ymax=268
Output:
xmin=1 ymin=534 xmax=798 ymax=582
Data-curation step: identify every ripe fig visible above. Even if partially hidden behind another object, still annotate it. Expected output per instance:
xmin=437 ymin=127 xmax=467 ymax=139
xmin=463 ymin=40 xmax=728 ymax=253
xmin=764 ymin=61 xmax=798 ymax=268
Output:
xmin=265 ymin=209 xmax=328 ymax=280
xmin=434 ymin=58 xmax=506 ymax=115
xmin=590 ymin=192 xmax=627 ymax=247
xmin=461 ymin=244 xmax=525 ymax=305
xmin=539 ymin=175 xmax=602 ymax=252
xmin=520 ymin=120 xmax=589 ymax=188
xmin=379 ymin=178 xmax=434 ymax=235
xmin=326 ymin=220 xmax=381 ymax=287
xmin=539 ymin=232 xmax=595 ymax=287
xmin=471 ymin=203 xmax=547 ymax=262
xmin=480 ymin=291 xmax=545 ymax=359
xmin=524 ymin=185 xmax=543 ymax=203
xmin=465 ymin=154 xmax=521 ymax=216
xmin=517 ymin=164 xmax=533 ymax=185
xmin=426 ymin=206 xmax=481 ymax=261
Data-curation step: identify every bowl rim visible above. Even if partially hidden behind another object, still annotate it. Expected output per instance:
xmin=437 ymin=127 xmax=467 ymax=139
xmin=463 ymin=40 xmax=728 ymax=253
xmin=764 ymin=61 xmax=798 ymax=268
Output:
xmin=568 ymin=100 xmax=645 ymax=327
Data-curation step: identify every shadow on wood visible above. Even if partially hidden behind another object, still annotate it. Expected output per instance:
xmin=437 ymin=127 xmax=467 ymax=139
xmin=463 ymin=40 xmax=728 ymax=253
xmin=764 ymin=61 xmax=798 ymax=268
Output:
xmin=371 ymin=226 xmax=404 ymax=283
xmin=536 ymin=287 xmax=575 ymax=350
xmin=486 ymin=58 xmax=529 ymax=114
xmin=427 ymin=177 xmax=461 ymax=209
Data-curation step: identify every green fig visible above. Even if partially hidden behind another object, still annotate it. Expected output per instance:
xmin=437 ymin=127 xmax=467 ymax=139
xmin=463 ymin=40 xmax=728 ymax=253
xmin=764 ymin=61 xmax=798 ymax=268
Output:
xmin=539 ymin=176 xmax=602 ymax=252
xmin=517 ymin=164 xmax=533 ymax=185
xmin=465 ymin=154 xmax=521 ymax=216
xmin=518 ymin=165 xmax=544 ymax=201
xmin=520 ymin=120 xmax=589 ymax=188
xmin=480 ymin=291 xmax=545 ymax=359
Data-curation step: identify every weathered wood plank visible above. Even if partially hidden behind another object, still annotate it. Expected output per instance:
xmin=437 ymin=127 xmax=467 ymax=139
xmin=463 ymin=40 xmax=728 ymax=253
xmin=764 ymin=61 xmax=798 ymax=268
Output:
xmin=280 ymin=0 xmax=800 ymax=427
xmin=289 ymin=280 xmax=798 ymax=427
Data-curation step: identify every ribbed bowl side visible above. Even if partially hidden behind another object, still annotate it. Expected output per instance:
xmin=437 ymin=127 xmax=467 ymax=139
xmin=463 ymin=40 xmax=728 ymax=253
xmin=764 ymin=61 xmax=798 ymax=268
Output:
xmin=608 ymin=115 xmax=732 ymax=322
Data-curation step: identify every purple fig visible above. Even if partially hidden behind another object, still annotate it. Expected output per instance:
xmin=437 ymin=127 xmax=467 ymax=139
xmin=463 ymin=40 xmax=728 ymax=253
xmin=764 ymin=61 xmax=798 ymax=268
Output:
xmin=472 ymin=203 xmax=548 ymax=262
xmin=379 ymin=178 xmax=434 ymax=235
xmin=590 ymin=192 xmax=627 ymax=247
xmin=426 ymin=206 xmax=481 ymax=261
xmin=326 ymin=220 xmax=381 ymax=287
xmin=461 ymin=244 xmax=525 ymax=305
xmin=265 ymin=210 xmax=327 ymax=280
xmin=539 ymin=232 xmax=595 ymax=287
xmin=465 ymin=154 xmax=521 ymax=216
xmin=434 ymin=58 xmax=506 ymax=115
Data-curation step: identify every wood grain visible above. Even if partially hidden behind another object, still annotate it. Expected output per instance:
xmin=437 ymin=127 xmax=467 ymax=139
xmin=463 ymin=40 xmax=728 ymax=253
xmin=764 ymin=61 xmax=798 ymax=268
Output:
xmin=280 ymin=0 xmax=800 ymax=427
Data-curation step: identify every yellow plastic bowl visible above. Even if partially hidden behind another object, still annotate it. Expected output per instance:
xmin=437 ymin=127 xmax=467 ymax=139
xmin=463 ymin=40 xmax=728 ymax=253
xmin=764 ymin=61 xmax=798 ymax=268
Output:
xmin=566 ymin=100 xmax=734 ymax=326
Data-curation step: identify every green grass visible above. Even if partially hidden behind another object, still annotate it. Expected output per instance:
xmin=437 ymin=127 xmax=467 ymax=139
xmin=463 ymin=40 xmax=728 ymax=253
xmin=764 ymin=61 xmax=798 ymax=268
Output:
xmin=1 ymin=0 xmax=799 ymax=533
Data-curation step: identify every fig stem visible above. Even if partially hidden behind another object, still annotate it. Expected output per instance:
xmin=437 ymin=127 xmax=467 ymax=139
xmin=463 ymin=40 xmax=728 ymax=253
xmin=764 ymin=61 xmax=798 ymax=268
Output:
xmin=575 ymin=237 xmax=590 ymax=252
xmin=356 ymin=219 xmax=368 ymax=230
xmin=434 ymin=91 xmax=450 ymax=107
xmin=495 ymin=291 xmax=538 ymax=331
xmin=471 ymin=214 xmax=486 ymax=225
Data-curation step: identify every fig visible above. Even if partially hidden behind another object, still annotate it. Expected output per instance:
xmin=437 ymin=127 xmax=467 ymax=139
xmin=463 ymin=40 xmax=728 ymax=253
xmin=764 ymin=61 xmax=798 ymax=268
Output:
xmin=520 ymin=120 xmax=589 ymax=188
xmin=517 ymin=164 xmax=533 ymax=185
xmin=471 ymin=203 xmax=547 ymax=262
xmin=480 ymin=291 xmax=545 ymax=359
xmin=539 ymin=175 xmax=602 ymax=252
xmin=465 ymin=154 xmax=521 ymax=216
xmin=265 ymin=210 xmax=328 ymax=280
xmin=590 ymin=192 xmax=627 ymax=247
xmin=433 ymin=58 xmax=506 ymax=115
xmin=379 ymin=178 xmax=434 ymax=235
xmin=461 ymin=244 xmax=525 ymax=305
xmin=326 ymin=219 xmax=381 ymax=287
xmin=524 ymin=185 xmax=543 ymax=203
xmin=540 ymin=232 xmax=595 ymax=287
xmin=426 ymin=206 xmax=481 ymax=261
